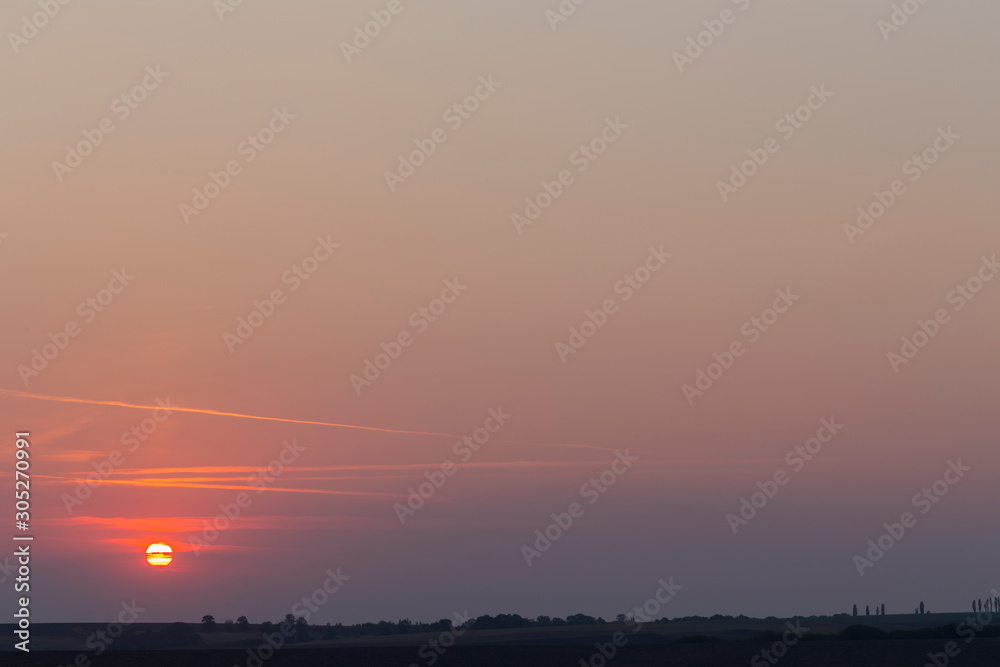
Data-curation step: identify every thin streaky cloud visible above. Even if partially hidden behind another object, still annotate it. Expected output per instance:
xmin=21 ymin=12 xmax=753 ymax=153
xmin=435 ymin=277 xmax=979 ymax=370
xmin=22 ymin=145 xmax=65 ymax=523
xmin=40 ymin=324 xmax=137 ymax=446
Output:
xmin=0 ymin=387 xmax=461 ymax=439
xmin=0 ymin=387 xmax=595 ymax=450
xmin=64 ymin=461 xmax=633 ymax=475
xmin=45 ymin=515 xmax=366 ymax=532
xmin=79 ymin=478 xmax=404 ymax=498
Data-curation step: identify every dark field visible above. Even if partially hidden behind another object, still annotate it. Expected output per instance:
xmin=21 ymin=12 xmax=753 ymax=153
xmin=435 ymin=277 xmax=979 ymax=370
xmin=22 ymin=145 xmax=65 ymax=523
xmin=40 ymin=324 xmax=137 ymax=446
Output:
xmin=8 ymin=641 xmax=1000 ymax=667
xmin=7 ymin=615 xmax=1000 ymax=666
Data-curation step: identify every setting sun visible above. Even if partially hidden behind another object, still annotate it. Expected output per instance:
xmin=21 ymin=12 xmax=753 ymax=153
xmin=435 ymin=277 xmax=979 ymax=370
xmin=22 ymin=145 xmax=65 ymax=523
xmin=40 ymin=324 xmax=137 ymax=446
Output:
xmin=145 ymin=543 xmax=173 ymax=567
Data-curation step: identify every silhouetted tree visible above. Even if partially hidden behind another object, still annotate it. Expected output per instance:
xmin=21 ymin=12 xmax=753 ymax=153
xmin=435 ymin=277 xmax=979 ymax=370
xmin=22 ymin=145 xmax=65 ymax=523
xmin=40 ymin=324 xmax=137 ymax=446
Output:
xmin=852 ymin=605 xmax=857 ymax=617
xmin=920 ymin=601 xmax=925 ymax=615
xmin=566 ymin=614 xmax=598 ymax=626
xmin=865 ymin=606 xmax=870 ymax=616
xmin=201 ymin=615 xmax=216 ymax=632
xmin=278 ymin=617 xmax=296 ymax=641
xmin=261 ymin=620 xmax=274 ymax=634
xmin=295 ymin=617 xmax=310 ymax=643
xmin=237 ymin=616 xmax=249 ymax=631
xmin=881 ymin=604 xmax=885 ymax=616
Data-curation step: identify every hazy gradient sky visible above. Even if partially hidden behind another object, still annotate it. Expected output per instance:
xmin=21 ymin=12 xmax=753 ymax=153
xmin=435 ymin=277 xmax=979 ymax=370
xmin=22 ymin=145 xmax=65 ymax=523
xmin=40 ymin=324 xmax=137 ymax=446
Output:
xmin=2 ymin=0 xmax=999 ymax=624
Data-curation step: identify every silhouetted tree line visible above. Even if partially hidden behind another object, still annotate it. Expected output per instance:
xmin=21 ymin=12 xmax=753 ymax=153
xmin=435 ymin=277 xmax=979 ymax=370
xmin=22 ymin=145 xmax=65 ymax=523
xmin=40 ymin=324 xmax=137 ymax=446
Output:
xmin=314 ymin=613 xmax=619 ymax=639
xmin=973 ymin=596 xmax=1000 ymax=613
xmin=202 ymin=613 xmax=312 ymax=642
xmin=195 ymin=610 xmax=747 ymax=642
xmin=848 ymin=597 xmax=1000 ymax=618
xmin=854 ymin=604 xmax=886 ymax=616
xmin=195 ymin=597 xmax=1000 ymax=644
xmin=200 ymin=610 xmax=912 ymax=641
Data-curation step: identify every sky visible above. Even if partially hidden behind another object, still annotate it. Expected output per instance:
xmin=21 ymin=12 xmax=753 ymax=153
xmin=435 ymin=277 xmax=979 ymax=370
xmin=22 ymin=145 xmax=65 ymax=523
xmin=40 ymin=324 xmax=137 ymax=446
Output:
xmin=1 ymin=0 xmax=999 ymax=625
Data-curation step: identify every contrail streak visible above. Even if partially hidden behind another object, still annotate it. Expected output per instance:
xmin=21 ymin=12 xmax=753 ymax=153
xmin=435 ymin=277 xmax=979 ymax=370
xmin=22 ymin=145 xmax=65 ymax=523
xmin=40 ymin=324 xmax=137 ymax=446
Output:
xmin=0 ymin=388 xmax=616 ymax=453
xmin=80 ymin=479 xmax=402 ymax=498
xmin=0 ymin=388 xmax=460 ymax=439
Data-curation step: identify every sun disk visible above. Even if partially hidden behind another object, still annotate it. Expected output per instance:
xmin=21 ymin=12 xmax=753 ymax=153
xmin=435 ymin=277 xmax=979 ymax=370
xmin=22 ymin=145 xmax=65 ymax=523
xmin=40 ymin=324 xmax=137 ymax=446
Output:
xmin=145 ymin=543 xmax=173 ymax=567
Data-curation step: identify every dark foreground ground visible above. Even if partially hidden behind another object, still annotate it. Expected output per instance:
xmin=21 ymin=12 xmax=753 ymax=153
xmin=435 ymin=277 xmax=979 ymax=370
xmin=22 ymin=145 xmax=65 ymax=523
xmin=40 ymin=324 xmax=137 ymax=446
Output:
xmin=10 ymin=641 xmax=1000 ymax=667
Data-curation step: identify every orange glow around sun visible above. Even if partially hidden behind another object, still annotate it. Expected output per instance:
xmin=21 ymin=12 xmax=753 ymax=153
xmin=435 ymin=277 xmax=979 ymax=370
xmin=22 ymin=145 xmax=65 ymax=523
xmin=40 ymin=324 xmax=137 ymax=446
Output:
xmin=145 ymin=543 xmax=173 ymax=567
